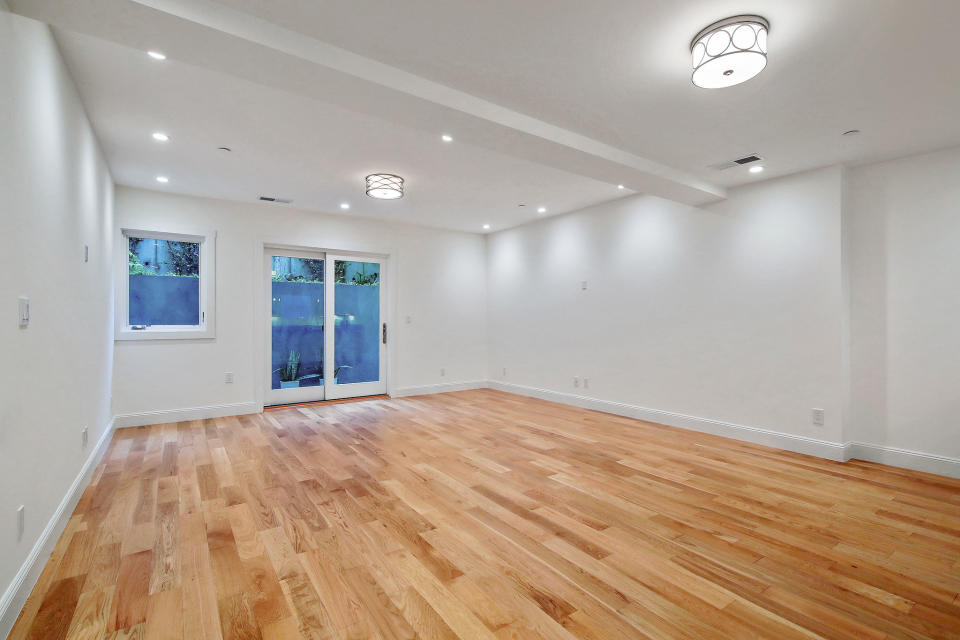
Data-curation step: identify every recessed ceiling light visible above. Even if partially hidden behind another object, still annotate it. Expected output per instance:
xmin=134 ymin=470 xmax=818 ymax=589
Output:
xmin=691 ymin=15 xmax=769 ymax=88
xmin=147 ymin=51 xmax=167 ymax=61
xmin=617 ymin=184 xmax=625 ymax=190
xmin=340 ymin=203 xmax=350 ymax=210
xmin=749 ymin=165 xmax=764 ymax=174
xmin=151 ymin=132 xmax=169 ymax=142
xmin=441 ymin=134 xmax=453 ymax=142
xmin=483 ymin=224 xmax=491 ymax=230
xmin=155 ymin=175 xmax=169 ymax=183
xmin=537 ymin=207 xmax=547 ymax=214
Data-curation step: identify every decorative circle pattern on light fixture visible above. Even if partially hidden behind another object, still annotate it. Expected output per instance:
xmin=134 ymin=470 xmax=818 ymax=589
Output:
xmin=691 ymin=15 xmax=768 ymax=89
xmin=365 ymin=173 xmax=404 ymax=199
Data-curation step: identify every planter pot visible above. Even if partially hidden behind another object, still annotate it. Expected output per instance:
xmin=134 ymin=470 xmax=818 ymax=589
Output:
xmin=280 ymin=380 xmax=300 ymax=389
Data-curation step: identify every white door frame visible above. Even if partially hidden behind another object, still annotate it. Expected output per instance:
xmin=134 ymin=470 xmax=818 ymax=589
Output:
xmin=261 ymin=243 xmax=390 ymax=407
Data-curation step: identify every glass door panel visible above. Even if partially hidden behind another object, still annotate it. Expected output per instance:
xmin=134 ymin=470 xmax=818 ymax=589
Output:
xmin=266 ymin=252 xmax=327 ymax=405
xmin=325 ymin=255 xmax=387 ymax=399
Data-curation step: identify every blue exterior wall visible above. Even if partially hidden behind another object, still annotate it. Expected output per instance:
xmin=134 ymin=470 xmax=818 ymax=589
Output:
xmin=333 ymin=283 xmax=380 ymax=384
xmin=129 ymin=274 xmax=199 ymax=325
xmin=270 ymin=281 xmax=379 ymax=388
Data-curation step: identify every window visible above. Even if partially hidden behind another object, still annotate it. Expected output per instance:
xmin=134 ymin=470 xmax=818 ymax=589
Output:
xmin=116 ymin=229 xmax=215 ymax=340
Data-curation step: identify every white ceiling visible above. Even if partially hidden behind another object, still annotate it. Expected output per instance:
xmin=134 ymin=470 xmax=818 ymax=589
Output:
xmin=51 ymin=29 xmax=620 ymax=232
xmin=11 ymin=0 xmax=960 ymax=232
xmin=210 ymin=0 xmax=960 ymax=182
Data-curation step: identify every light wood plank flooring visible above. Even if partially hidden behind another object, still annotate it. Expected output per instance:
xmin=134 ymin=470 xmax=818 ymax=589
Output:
xmin=8 ymin=389 xmax=960 ymax=639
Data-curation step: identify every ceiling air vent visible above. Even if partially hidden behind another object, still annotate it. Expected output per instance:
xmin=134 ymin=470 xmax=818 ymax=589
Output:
xmin=709 ymin=153 xmax=763 ymax=171
xmin=259 ymin=196 xmax=293 ymax=204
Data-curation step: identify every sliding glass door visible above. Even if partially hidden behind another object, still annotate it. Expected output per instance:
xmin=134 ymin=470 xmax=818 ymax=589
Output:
xmin=324 ymin=255 xmax=387 ymax=400
xmin=265 ymin=248 xmax=386 ymax=406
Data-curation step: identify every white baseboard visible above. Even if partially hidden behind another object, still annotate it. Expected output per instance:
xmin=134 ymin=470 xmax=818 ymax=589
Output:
xmin=113 ymin=401 xmax=261 ymax=428
xmin=391 ymin=380 xmax=487 ymax=398
xmin=0 ymin=418 xmax=117 ymax=639
xmin=488 ymin=381 xmax=848 ymax=462
xmin=844 ymin=442 xmax=960 ymax=479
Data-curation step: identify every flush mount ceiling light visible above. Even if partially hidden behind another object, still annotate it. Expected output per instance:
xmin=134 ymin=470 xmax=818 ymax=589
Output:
xmin=691 ymin=15 xmax=769 ymax=89
xmin=365 ymin=173 xmax=404 ymax=200
xmin=749 ymin=165 xmax=764 ymax=174
xmin=441 ymin=134 xmax=453 ymax=142
xmin=147 ymin=50 xmax=167 ymax=60
xmin=155 ymin=175 xmax=169 ymax=183
xmin=151 ymin=132 xmax=169 ymax=142
xmin=340 ymin=202 xmax=350 ymax=210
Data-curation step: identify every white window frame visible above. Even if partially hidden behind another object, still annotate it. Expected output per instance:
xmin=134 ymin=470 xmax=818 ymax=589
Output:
xmin=116 ymin=228 xmax=216 ymax=341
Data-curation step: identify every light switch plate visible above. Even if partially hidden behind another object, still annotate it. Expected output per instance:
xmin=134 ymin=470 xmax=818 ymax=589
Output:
xmin=18 ymin=296 xmax=29 ymax=328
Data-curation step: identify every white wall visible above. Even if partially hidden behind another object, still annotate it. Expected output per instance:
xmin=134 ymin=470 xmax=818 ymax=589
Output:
xmin=846 ymin=147 xmax=960 ymax=461
xmin=488 ymin=167 xmax=847 ymax=451
xmin=0 ymin=9 xmax=114 ymax=630
xmin=112 ymin=187 xmax=487 ymax=421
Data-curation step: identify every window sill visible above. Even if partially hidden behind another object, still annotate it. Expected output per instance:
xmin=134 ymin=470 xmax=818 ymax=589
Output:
xmin=115 ymin=326 xmax=215 ymax=341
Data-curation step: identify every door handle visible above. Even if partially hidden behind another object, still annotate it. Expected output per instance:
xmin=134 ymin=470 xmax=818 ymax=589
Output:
xmin=382 ymin=322 xmax=387 ymax=344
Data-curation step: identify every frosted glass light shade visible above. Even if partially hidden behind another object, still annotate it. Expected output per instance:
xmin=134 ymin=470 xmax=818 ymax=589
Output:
xmin=691 ymin=16 xmax=769 ymax=89
xmin=365 ymin=173 xmax=404 ymax=199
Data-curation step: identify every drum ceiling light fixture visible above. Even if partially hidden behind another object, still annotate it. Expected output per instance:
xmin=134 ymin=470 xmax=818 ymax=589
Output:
xmin=691 ymin=15 xmax=769 ymax=89
xmin=365 ymin=173 xmax=404 ymax=199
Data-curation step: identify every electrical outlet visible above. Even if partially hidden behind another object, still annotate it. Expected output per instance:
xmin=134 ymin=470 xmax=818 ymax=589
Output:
xmin=573 ymin=376 xmax=580 ymax=388
xmin=84 ymin=245 xmax=89 ymax=263
xmin=405 ymin=315 xmax=412 ymax=324
xmin=812 ymin=408 xmax=825 ymax=426
xmin=502 ymin=367 xmax=507 ymax=377
xmin=224 ymin=372 xmax=234 ymax=384
xmin=81 ymin=426 xmax=88 ymax=448
xmin=16 ymin=505 xmax=24 ymax=540
xmin=440 ymin=368 xmax=446 ymax=377
xmin=581 ymin=280 xmax=587 ymax=290
xmin=583 ymin=377 xmax=590 ymax=389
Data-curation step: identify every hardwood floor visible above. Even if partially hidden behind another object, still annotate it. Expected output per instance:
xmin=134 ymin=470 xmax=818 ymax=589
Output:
xmin=8 ymin=389 xmax=960 ymax=639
